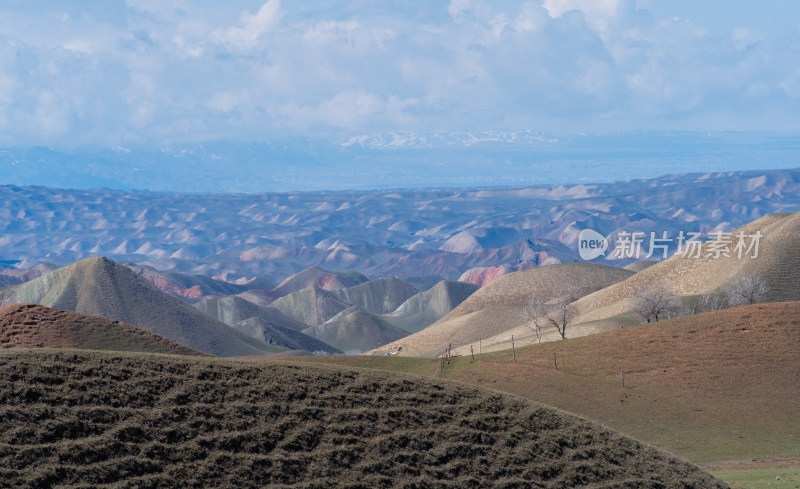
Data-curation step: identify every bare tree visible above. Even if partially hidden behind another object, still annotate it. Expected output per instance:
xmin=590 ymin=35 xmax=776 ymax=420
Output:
xmin=524 ymin=293 xmax=546 ymax=343
xmin=698 ymin=289 xmax=729 ymax=312
xmin=727 ymin=272 xmax=768 ymax=306
xmin=633 ymin=285 xmax=677 ymax=324
xmin=524 ymin=288 xmax=578 ymax=340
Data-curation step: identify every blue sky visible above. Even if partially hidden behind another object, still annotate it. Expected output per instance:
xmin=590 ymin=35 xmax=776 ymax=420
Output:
xmin=1 ymin=0 xmax=800 ymax=148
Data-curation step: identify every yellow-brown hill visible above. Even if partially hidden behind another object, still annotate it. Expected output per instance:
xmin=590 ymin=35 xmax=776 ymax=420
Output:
xmin=572 ymin=212 xmax=800 ymax=325
xmin=372 ymin=263 xmax=633 ymax=357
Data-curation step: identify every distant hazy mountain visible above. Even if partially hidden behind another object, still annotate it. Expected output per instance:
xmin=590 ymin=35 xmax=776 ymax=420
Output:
xmin=3 ymin=133 xmax=798 ymax=192
xmin=2 ymin=168 xmax=800 ymax=285
xmin=272 ymin=267 xmax=369 ymax=296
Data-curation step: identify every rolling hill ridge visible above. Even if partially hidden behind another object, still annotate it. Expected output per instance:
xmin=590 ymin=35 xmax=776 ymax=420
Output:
xmin=0 ymin=257 xmax=280 ymax=357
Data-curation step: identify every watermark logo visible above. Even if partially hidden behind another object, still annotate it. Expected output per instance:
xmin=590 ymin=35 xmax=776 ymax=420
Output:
xmin=578 ymin=229 xmax=608 ymax=260
xmin=577 ymin=228 xmax=762 ymax=260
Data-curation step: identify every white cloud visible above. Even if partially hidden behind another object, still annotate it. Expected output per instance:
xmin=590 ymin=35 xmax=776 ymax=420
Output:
xmin=213 ymin=0 xmax=282 ymax=51
xmin=0 ymin=1 xmax=799 ymax=146
xmin=732 ymin=28 xmax=763 ymax=50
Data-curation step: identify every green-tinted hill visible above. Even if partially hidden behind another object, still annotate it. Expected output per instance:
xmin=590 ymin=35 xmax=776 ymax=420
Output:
xmin=233 ymin=317 xmax=341 ymax=354
xmin=269 ymin=286 xmax=352 ymax=326
xmin=271 ymin=266 xmax=368 ymax=296
xmin=193 ymin=295 xmax=309 ymax=331
xmin=0 ymin=304 xmax=206 ymax=356
xmin=193 ymin=296 xmax=342 ymax=353
xmin=331 ymin=277 xmax=418 ymax=315
xmin=303 ymin=307 xmax=410 ymax=353
xmin=0 ymin=257 xmax=281 ymax=357
xmin=0 ymin=349 xmax=727 ymax=488
xmin=384 ymin=280 xmax=480 ymax=334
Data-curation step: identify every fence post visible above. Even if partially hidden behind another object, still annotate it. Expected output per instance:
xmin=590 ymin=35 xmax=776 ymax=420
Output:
xmin=511 ymin=335 xmax=516 ymax=363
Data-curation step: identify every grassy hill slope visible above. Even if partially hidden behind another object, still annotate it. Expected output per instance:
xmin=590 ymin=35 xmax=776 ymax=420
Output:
xmin=0 ymin=304 xmax=206 ymax=356
xmin=299 ymin=302 xmax=800 ymax=464
xmin=0 ymin=349 xmax=727 ymax=488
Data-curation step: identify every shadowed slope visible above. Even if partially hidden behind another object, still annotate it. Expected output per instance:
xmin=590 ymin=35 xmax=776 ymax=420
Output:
xmin=232 ymin=317 xmax=342 ymax=354
xmin=269 ymin=286 xmax=351 ymax=326
xmin=193 ymin=295 xmax=309 ymax=331
xmin=331 ymin=277 xmax=418 ymax=315
xmin=193 ymin=296 xmax=341 ymax=353
xmin=0 ymin=349 xmax=728 ymax=488
xmin=0 ymin=257 xmax=280 ymax=357
xmin=374 ymin=263 xmax=634 ymax=357
xmin=384 ymin=280 xmax=480 ymax=334
xmin=303 ymin=307 xmax=409 ymax=353
xmin=0 ymin=304 xmax=206 ymax=356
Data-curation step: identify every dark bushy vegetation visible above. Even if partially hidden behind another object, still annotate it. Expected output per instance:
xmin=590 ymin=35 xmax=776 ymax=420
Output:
xmin=0 ymin=349 xmax=727 ymax=488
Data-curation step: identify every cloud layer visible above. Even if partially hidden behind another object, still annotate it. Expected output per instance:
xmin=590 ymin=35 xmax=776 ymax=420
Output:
xmin=1 ymin=0 xmax=799 ymax=146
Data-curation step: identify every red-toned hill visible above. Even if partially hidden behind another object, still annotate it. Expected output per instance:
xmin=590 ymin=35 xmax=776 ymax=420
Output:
xmin=0 ymin=304 xmax=206 ymax=356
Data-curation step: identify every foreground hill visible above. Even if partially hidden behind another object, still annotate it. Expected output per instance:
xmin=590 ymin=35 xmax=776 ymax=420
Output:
xmin=0 ymin=304 xmax=205 ymax=356
xmin=374 ymin=263 xmax=634 ymax=356
xmin=0 ymin=257 xmax=281 ymax=357
xmin=305 ymin=302 xmax=800 ymax=464
xmin=383 ymin=280 xmax=480 ymax=333
xmin=0 ymin=349 xmax=727 ymax=488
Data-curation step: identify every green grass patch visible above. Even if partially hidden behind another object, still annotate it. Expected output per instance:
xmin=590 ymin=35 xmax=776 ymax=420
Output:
xmin=711 ymin=466 xmax=800 ymax=489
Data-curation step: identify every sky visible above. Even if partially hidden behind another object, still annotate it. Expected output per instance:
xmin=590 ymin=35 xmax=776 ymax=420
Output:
xmin=1 ymin=0 xmax=800 ymax=148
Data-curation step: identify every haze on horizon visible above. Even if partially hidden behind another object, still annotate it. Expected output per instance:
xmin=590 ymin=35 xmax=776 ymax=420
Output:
xmin=1 ymin=0 xmax=800 ymax=192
